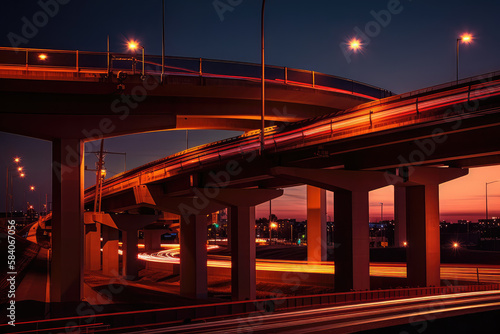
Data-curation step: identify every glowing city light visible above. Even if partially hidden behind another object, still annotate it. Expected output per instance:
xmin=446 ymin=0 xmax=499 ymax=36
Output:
xmin=38 ymin=54 xmax=47 ymax=60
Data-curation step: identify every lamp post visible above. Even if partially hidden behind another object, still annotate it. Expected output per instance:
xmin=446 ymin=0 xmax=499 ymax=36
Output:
xmin=486 ymin=180 xmax=499 ymax=220
xmin=456 ymin=33 xmax=472 ymax=84
xmin=260 ymin=0 xmax=266 ymax=155
xmin=128 ymin=40 xmax=145 ymax=78
xmin=6 ymin=157 xmax=25 ymax=219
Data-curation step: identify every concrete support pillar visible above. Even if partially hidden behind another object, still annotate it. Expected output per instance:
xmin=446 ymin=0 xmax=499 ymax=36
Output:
xmin=307 ymin=185 xmax=327 ymax=262
xmin=144 ymin=229 xmax=163 ymax=251
xmin=51 ymin=138 xmax=84 ymax=303
xmin=85 ymin=223 xmax=101 ymax=271
xmin=334 ymin=190 xmax=370 ymax=292
xmin=122 ymin=229 xmax=140 ymax=280
xmin=180 ymin=214 xmax=207 ymax=299
xmin=406 ymin=184 xmax=440 ymax=287
xmin=229 ymin=206 xmax=256 ymax=301
xmin=394 ymin=186 xmax=407 ymax=247
xmin=102 ymin=225 xmax=119 ymax=276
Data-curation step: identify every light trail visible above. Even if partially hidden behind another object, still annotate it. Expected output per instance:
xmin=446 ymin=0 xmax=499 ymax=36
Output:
xmin=138 ymin=245 xmax=500 ymax=283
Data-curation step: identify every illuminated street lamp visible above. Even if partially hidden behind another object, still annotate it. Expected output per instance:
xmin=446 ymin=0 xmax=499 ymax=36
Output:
xmin=127 ymin=40 xmax=145 ymax=77
xmin=5 ymin=157 xmax=25 ymax=218
xmin=38 ymin=54 xmax=47 ymax=61
xmin=456 ymin=33 xmax=473 ymax=84
xmin=30 ymin=185 xmax=35 ymax=191
xmin=486 ymin=180 xmax=499 ymax=220
xmin=348 ymin=38 xmax=362 ymax=52
xmin=453 ymin=242 xmax=459 ymax=249
xmin=270 ymin=222 xmax=277 ymax=244
xmin=260 ymin=0 xmax=267 ymax=155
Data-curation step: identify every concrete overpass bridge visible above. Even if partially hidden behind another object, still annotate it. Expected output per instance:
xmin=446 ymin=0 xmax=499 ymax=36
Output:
xmin=81 ymin=72 xmax=500 ymax=301
xmin=1 ymin=46 xmax=500 ymax=306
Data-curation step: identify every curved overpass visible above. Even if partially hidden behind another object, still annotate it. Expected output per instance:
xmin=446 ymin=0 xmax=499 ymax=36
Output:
xmin=0 ymin=47 xmax=391 ymax=140
xmin=84 ymin=72 xmax=500 ymax=209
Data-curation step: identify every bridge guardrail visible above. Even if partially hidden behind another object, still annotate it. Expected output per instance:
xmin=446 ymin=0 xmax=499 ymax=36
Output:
xmin=0 ymin=46 xmax=392 ymax=99
xmin=3 ymin=284 xmax=499 ymax=333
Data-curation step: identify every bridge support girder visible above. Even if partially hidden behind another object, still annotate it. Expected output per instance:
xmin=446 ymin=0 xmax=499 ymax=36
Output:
xmin=396 ymin=167 xmax=468 ymax=287
xmin=271 ymin=167 xmax=401 ymax=292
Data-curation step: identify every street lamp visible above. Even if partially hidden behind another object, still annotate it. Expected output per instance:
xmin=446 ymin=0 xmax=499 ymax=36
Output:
xmin=127 ymin=40 xmax=145 ymax=78
xmin=260 ymin=0 xmax=267 ymax=155
xmin=5 ymin=157 xmax=25 ymax=219
xmin=456 ymin=33 xmax=473 ymax=84
xmin=270 ymin=222 xmax=277 ymax=244
xmin=38 ymin=54 xmax=47 ymax=61
xmin=486 ymin=180 xmax=499 ymax=220
xmin=348 ymin=38 xmax=362 ymax=52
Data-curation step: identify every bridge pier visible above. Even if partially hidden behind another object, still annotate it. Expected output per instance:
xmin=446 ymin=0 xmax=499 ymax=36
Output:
xmin=307 ymin=185 xmax=327 ymax=262
xmin=102 ymin=225 xmax=120 ymax=276
xmin=209 ymin=188 xmax=283 ymax=301
xmin=334 ymin=189 xmax=370 ymax=291
xmin=400 ymin=167 xmax=468 ymax=287
xmin=85 ymin=222 xmax=101 ymax=271
xmin=228 ymin=205 xmax=256 ymax=301
xmin=122 ymin=229 xmax=140 ymax=279
xmin=144 ymin=229 xmax=163 ymax=252
xmin=180 ymin=214 xmax=208 ymax=299
xmin=394 ymin=186 xmax=407 ymax=247
xmin=51 ymin=138 xmax=84 ymax=303
xmin=271 ymin=167 xmax=399 ymax=292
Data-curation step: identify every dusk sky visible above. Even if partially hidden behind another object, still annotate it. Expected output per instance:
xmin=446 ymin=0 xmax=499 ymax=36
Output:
xmin=1 ymin=0 xmax=499 ymax=221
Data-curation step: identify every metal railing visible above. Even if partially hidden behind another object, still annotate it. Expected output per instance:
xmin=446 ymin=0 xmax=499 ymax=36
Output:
xmin=0 ymin=46 xmax=392 ymax=99
xmin=4 ymin=284 xmax=499 ymax=333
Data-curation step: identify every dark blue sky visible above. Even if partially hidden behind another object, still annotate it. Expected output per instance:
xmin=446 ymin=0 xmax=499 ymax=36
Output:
xmin=1 ymin=0 xmax=500 ymax=218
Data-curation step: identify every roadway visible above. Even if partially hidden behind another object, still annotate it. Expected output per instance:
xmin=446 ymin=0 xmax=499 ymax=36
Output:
xmin=138 ymin=245 xmax=500 ymax=284
xmin=111 ymin=290 xmax=500 ymax=333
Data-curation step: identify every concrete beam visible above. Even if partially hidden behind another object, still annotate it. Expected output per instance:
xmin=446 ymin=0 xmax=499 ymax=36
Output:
xmin=271 ymin=167 xmax=399 ymax=192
